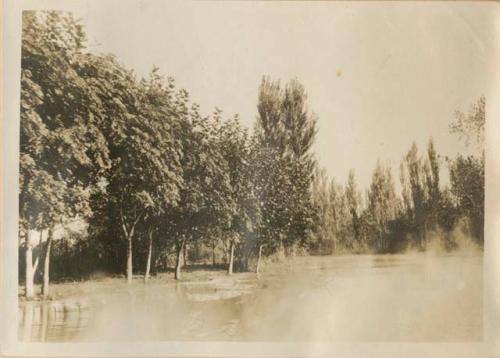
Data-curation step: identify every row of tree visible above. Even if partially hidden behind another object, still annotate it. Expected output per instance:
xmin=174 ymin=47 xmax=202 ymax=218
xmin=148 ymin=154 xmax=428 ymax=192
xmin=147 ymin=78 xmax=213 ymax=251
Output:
xmin=19 ymin=11 xmax=485 ymax=299
xmin=310 ymin=123 xmax=484 ymax=256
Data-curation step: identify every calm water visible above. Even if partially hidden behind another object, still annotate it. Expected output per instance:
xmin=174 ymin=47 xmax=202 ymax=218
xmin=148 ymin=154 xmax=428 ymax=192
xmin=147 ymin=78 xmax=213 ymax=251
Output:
xmin=18 ymin=253 xmax=482 ymax=342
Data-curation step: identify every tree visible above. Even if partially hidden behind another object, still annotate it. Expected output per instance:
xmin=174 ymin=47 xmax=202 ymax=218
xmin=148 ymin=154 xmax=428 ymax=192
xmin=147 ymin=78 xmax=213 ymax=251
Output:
xmin=345 ymin=169 xmax=362 ymax=246
xmin=83 ymin=60 xmax=183 ymax=283
xmin=138 ymin=69 xmax=185 ymax=282
xmin=437 ymin=188 xmax=460 ymax=250
xmin=251 ymin=135 xmax=290 ymax=256
xmin=366 ymin=161 xmax=398 ymax=251
xmin=20 ymin=11 xmax=109 ymax=298
xmin=310 ymin=168 xmax=336 ymax=254
xmin=254 ymin=77 xmax=317 ymax=256
xmin=402 ymin=143 xmax=427 ymax=249
xmin=449 ymin=155 xmax=484 ymax=244
xmin=450 ymin=95 xmax=485 ymax=150
xmin=330 ymin=182 xmax=352 ymax=251
xmin=399 ymin=161 xmax=411 ymax=214
xmin=328 ymin=179 xmax=340 ymax=253
xmin=448 ymin=96 xmax=485 ymax=245
xmin=167 ymin=102 xmax=232 ymax=280
xmin=425 ymin=139 xmax=441 ymax=230
xmin=217 ymin=114 xmax=259 ymax=274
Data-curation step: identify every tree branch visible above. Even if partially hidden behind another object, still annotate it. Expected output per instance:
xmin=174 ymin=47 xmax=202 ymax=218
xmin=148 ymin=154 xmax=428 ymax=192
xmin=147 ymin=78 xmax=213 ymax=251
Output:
xmin=120 ymin=204 xmax=129 ymax=237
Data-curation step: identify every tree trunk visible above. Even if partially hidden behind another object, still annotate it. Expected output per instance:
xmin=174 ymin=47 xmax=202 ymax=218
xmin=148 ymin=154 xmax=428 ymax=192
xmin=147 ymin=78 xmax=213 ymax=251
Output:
xmin=153 ymin=242 xmax=161 ymax=274
xmin=423 ymin=223 xmax=428 ymax=250
xmin=228 ymin=240 xmax=235 ymax=275
xmin=25 ymin=242 xmax=34 ymax=299
xmin=42 ymin=228 xmax=53 ymax=298
xmin=126 ymin=233 xmax=133 ymax=284
xmin=24 ymin=230 xmax=40 ymax=299
xmin=126 ymin=220 xmax=140 ymax=284
xmin=183 ymin=243 xmax=188 ymax=267
xmin=144 ymin=230 xmax=153 ymax=283
xmin=256 ymin=244 xmax=264 ymax=275
xmin=212 ymin=241 xmax=216 ymax=267
xmin=120 ymin=208 xmax=143 ymax=284
xmin=175 ymin=237 xmax=185 ymax=280
xmin=223 ymin=239 xmax=229 ymax=264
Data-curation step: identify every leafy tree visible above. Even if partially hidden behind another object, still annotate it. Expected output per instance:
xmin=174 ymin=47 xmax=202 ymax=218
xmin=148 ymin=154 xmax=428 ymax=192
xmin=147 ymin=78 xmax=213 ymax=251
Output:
xmin=20 ymin=11 xmax=109 ymax=298
xmin=82 ymin=59 xmax=183 ymax=283
xmin=345 ymin=169 xmax=362 ymax=246
xmin=310 ymin=168 xmax=336 ymax=254
xmin=217 ymin=114 xmax=259 ymax=274
xmin=365 ymin=161 xmax=398 ymax=251
xmin=437 ymin=188 xmax=460 ymax=250
xmin=449 ymin=155 xmax=484 ymax=244
xmin=138 ymin=69 xmax=185 ymax=282
xmin=254 ymin=77 xmax=317 ymax=256
xmin=330 ymin=182 xmax=352 ymax=251
xmin=402 ymin=143 xmax=427 ymax=249
xmin=425 ymin=139 xmax=441 ymax=230
xmin=250 ymin=133 xmax=289 ymax=256
xmin=166 ymin=102 xmax=232 ymax=280
xmin=450 ymin=95 xmax=485 ymax=150
xmin=448 ymin=96 xmax=485 ymax=245
xmin=399 ymin=162 xmax=412 ymax=216
xmin=328 ymin=179 xmax=341 ymax=253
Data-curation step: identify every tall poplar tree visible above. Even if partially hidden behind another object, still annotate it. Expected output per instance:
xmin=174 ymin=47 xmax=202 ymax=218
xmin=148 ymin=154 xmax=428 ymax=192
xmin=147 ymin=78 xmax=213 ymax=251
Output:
xmin=254 ymin=77 xmax=317 ymax=255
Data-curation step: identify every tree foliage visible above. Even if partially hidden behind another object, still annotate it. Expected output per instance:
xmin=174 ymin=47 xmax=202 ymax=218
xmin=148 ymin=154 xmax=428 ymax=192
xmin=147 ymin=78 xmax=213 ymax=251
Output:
xmin=254 ymin=77 xmax=317 ymax=255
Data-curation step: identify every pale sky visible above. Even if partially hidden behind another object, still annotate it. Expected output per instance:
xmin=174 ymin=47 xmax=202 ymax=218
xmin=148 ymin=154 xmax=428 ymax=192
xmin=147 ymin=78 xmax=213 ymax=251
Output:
xmin=60 ymin=1 xmax=496 ymax=189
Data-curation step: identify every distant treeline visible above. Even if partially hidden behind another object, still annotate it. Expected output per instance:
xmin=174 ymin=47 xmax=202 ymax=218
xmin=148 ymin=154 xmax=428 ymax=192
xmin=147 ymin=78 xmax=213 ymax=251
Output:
xmin=19 ymin=11 xmax=484 ymax=299
xmin=310 ymin=135 xmax=484 ymax=255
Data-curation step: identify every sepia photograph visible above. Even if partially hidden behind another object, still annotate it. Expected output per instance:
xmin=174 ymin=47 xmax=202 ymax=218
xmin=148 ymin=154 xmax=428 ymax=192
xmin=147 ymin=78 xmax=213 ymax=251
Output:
xmin=1 ymin=0 xmax=500 ymax=357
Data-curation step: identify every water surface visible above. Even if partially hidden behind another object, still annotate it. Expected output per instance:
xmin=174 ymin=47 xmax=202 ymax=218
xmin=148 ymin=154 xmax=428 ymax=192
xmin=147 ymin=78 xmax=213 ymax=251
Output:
xmin=18 ymin=253 xmax=482 ymax=341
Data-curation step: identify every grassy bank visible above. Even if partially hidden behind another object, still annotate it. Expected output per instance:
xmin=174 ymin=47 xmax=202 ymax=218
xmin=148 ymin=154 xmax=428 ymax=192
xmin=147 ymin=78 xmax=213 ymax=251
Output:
xmin=18 ymin=264 xmax=259 ymax=302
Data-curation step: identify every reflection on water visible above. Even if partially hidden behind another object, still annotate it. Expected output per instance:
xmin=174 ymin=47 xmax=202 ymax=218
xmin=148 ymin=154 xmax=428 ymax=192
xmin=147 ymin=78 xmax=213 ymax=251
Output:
xmin=19 ymin=300 xmax=90 ymax=342
xmin=18 ymin=253 xmax=483 ymax=342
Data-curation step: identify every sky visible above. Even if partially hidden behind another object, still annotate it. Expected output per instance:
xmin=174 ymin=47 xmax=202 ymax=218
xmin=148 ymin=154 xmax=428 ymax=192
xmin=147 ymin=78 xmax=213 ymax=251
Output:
xmin=59 ymin=1 xmax=496 ymax=190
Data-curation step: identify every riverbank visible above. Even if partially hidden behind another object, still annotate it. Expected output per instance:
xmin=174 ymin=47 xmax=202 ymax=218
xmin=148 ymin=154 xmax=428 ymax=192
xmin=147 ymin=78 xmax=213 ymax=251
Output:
xmin=19 ymin=249 xmax=482 ymax=302
xmin=18 ymin=264 xmax=261 ymax=303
